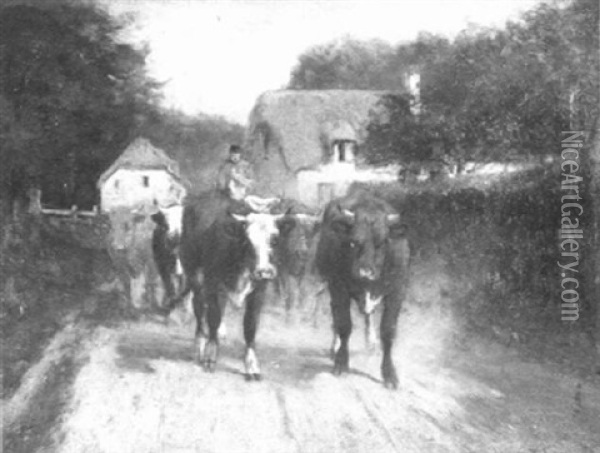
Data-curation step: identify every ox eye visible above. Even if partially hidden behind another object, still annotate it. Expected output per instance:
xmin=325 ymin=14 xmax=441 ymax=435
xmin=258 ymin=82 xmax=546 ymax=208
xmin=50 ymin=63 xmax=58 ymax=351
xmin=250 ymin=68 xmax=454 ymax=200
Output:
xmin=225 ymin=223 xmax=240 ymax=236
xmin=278 ymin=219 xmax=295 ymax=235
xmin=374 ymin=240 xmax=386 ymax=250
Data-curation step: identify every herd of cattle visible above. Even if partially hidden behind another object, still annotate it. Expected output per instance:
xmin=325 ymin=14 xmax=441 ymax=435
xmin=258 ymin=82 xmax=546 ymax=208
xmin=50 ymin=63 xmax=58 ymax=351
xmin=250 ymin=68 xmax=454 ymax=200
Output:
xmin=149 ymin=189 xmax=410 ymax=389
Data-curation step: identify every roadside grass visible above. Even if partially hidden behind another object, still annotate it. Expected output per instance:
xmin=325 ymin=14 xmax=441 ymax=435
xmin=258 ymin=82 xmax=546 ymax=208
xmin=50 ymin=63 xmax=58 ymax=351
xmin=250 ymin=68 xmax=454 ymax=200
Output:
xmin=351 ymin=166 xmax=599 ymax=380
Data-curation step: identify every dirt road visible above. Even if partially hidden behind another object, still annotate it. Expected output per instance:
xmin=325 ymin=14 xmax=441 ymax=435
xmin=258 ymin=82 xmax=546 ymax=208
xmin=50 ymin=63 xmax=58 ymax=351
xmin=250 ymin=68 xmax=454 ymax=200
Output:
xmin=4 ymin=260 xmax=600 ymax=453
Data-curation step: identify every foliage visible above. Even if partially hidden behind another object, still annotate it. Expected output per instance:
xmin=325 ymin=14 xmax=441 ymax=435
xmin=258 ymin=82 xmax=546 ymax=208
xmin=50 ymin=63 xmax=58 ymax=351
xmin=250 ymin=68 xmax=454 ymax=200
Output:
xmin=288 ymin=37 xmax=399 ymax=90
xmin=362 ymin=168 xmax=594 ymax=337
xmin=288 ymin=0 xmax=599 ymax=163
xmin=363 ymin=94 xmax=436 ymax=164
xmin=0 ymin=0 xmax=161 ymax=210
xmin=139 ymin=110 xmax=245 ymax=194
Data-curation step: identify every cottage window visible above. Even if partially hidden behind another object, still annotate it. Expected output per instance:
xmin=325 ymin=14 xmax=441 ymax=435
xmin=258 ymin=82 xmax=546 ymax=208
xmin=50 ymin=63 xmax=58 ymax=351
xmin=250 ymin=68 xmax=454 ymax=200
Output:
xmin=142 ymin=176 xmax=149 ymax=187
xmin=114 ymin=179 xmax=120 ymax=190
xmin=332 ymin=140 xmax=357 ymax=163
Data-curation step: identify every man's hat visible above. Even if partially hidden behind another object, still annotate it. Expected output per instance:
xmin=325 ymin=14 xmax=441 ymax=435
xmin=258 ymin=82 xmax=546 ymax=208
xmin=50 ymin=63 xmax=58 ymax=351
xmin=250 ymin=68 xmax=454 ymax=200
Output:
xmin=229 ymin=144 xmax=242 ymax=154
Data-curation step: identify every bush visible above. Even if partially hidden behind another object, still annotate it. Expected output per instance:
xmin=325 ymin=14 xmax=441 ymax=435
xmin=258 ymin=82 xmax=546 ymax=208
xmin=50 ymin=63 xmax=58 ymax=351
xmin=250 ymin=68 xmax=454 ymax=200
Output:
xmin=356 ymin=167 xmax=593 ymax=336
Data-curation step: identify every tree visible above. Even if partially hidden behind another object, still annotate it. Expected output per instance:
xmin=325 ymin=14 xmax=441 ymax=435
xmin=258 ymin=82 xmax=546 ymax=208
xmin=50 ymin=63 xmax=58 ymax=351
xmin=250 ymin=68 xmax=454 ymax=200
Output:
xmin=139 ymin=109 xmax=245 ymax=194
xmin=288 ymin=0 xmax=599 ymax=164
xmin=288 ymin=37 xmax=399 ymax=91
xmin=363 ymin=94 xmax=435 ymax=165
xmin=0 ymin=0 xmax=160 ymax=211
xmin=418 ymin=0 xmax=599 ymax=161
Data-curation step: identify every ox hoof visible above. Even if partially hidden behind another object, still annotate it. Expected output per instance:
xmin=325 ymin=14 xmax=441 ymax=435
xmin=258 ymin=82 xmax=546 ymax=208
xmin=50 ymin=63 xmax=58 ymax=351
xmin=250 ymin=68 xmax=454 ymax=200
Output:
xmin=195 ymin=338 xmax=207 ymax=366
xmin=156 ymin=306 xmax=171 ymax=318
xmin=244 ymin=373 xmax=262 ymax=382
xmin=333 ymin=364 xmax=349 ymax=376
xmin=383 ymin=378 xmax=399 ymax=390
xmin=333 ymin=360 xmax=349 ymax=376
xmin=203 ymin=342 xmax=218 ymax=373
xmin=203 ymin=360 xmax=217 ymax=373
xmin=382 ymin=366 xmax=398 ymax=390
xmin=333 ymin=348 xmax=349 ymax=376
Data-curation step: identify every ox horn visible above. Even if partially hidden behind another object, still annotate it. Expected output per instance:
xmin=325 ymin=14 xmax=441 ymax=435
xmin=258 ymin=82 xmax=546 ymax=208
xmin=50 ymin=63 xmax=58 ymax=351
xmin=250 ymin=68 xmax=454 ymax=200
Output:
xmin=342 ymin=209 xmax=356 ymax=220
xmin=387 ymin=213 xmax=401 ymax=224
xmin=231 ymin=213 xmax=248 ymax=222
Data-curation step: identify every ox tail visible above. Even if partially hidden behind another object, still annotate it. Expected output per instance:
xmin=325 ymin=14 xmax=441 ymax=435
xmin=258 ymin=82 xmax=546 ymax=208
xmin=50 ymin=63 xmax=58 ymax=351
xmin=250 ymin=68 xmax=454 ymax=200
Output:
xmin=162 ymin=278 xmax=192 ymax=315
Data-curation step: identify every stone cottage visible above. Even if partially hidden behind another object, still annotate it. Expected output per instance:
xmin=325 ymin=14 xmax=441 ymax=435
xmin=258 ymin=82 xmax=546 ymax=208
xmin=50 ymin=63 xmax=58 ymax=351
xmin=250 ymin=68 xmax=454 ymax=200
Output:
xmin=97 ymin=137 xmax=187 ymax=213
xmin=245 ymin=90 xmax=407 ymax=208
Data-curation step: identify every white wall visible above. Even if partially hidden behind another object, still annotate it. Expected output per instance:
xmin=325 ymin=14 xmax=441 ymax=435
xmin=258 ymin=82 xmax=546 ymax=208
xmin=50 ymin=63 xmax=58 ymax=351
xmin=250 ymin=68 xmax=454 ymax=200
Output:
xmin=297 ymin=162 xmax=399 ymax=207
xmin=101 ymin=169 xmax=185 ymax=212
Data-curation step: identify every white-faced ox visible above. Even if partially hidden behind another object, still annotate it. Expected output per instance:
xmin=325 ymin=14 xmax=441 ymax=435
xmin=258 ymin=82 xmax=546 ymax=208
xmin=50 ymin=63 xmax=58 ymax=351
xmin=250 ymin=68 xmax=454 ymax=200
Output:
xmin=316 ymin=192 xmax=410 ymax=389
xmin=172 ymin=194 xmax=295 ymax=381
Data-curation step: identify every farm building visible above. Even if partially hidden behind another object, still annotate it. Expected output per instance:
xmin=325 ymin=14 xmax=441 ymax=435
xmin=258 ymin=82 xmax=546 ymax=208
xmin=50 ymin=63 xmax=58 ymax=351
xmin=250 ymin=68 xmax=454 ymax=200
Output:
xmin=97 ymin=137 xmax=187 ymax=213
xmin=245 ymin=90 xmax=408 ymax=207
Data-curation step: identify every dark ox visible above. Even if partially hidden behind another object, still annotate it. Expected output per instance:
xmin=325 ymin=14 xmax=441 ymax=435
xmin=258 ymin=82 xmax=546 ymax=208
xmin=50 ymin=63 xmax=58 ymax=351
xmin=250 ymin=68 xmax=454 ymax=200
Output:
xmin=150 ymin=205 xmax=185 ymax=307
xmin=275 ymin=208 xmax=320 ymax=322
xmin=168 ymin=192 xmax=296 ymax=380
xmin=316 ymin=192 xmax=410 ymax=389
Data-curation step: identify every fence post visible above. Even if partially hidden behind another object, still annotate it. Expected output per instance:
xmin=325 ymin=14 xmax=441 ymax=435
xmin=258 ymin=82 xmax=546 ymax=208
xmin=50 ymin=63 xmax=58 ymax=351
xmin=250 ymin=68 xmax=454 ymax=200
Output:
xmin=27 ymin=188 xmax=42 ymax=215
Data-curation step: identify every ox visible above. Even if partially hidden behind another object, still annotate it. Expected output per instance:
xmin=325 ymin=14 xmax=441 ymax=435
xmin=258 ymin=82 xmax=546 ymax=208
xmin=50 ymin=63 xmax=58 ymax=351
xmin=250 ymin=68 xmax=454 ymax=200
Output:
xmin=169 ymin=192 xmax=294 ymax=380
xmin=150 ymin=205 xmax=185 ymax=308
xmin=316 ymin=191 xmax=410 ymax=389
xmin=274 ymin=203 xmax=321 ymax=322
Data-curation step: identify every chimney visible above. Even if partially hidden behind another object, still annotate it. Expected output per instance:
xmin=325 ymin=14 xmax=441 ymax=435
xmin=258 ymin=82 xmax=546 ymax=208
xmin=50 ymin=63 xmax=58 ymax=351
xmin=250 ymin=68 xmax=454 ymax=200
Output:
xmin=408 ymin=73 xmax=421 ymax=116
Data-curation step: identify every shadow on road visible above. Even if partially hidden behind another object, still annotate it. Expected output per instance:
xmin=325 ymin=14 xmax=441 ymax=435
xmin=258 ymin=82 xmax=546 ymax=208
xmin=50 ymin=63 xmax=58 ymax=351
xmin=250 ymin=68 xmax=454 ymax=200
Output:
xmin=114 ymin=322 xmax=380 ymax=385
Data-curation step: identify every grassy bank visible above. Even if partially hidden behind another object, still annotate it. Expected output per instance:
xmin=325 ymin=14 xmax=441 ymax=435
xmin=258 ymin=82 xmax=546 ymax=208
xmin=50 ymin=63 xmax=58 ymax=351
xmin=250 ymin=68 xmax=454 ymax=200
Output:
xmin=355 ymin=168 xmax=597 ymax=376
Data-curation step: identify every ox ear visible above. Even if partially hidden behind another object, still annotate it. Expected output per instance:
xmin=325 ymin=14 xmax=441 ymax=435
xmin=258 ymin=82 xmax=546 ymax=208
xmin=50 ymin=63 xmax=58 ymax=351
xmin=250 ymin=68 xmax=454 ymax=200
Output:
xmin=132 ymin=213 xmax=146 ymax=224
xmin=277 ymin=216 xmax=296 ymax=235
xmin=150 ymin=211 xmax=166 ymax=227
xmin=389 ymin=219 xmax=408 ymax=239
xmin=386 ymin=213 xmax=406 ymax=237
xmin=231 ymin=213 xmax=248 ymax=223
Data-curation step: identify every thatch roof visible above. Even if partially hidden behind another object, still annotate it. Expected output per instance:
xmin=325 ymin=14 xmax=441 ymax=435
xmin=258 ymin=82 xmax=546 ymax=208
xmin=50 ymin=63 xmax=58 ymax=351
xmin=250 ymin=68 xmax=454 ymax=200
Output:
xmin=97 ymin=137 xmax=183 ymax=188
xmin=246 ymin=90 xmax=406 ymax=173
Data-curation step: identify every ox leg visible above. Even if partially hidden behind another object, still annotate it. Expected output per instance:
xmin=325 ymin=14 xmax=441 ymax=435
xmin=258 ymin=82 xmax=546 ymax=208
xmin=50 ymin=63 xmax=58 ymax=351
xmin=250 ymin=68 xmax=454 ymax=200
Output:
xmin=216 ymin=289 xmax=228 ymax=341
xmin=203 ymin=283 xmax=221 ymax=373
xmin=166 ymin=270 xmax=185 ymax=307
xmin=365 ymin=314 xmax=378 ymax=350
xmin=380 ymin=297 xmax=402 ymax=389
xmin=162 ymin=269 xmax=176 ymax=307
xmin=243 ymin=282 xmax=266 ymax=381
xmin=330 ymin=325 xmax=341 ymax=360
xmin=158 ymin=275 xmax=190 ymax=316
xmin=284 ymin=275 xmax=301 ymax=324
xmin=191 ymin=283 xmax=208 ymax=366
xmin=330 ymin=283 xmax=352 ymax=376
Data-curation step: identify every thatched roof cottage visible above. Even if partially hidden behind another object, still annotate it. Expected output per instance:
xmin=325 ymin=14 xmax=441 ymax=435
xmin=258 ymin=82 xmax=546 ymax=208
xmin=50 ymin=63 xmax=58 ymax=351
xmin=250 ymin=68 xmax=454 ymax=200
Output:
xmin=97 ymin=137 xmax=187 ymax=213
xmin=245 ymin=90 xmax=406 ymax=207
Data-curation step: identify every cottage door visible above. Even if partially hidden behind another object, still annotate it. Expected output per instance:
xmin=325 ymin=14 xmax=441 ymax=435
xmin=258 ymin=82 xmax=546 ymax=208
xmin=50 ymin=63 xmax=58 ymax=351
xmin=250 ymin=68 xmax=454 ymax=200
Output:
xmin=317 ymin=183 xmax=335 ymax=207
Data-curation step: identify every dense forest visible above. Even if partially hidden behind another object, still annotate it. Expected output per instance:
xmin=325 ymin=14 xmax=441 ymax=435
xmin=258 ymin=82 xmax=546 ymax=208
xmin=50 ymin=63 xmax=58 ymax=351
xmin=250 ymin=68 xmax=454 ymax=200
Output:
xmin=0 ymin=0 xmax=243 ymax=212
xmin=289 ymin=0 xmax=599 ymax=165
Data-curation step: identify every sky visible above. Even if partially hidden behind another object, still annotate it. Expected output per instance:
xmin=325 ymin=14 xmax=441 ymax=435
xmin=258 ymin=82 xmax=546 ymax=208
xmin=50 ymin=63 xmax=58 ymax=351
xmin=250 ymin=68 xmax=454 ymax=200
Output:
xmin=107 ymin=0 xmax=541 ymax=124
